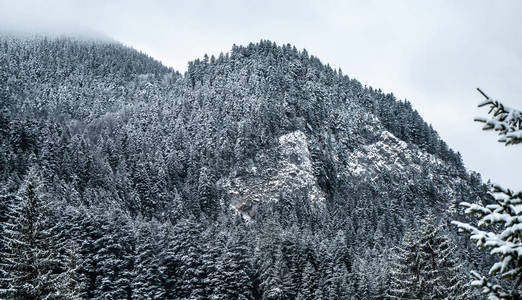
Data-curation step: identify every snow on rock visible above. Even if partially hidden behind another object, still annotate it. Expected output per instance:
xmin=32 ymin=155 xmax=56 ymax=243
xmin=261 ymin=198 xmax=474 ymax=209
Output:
xmin=346 ymin=130 xmax=445 ymax=178
xmin=342 ymin=129 xmax=466 ymax=210
xmin=219 ymin=130 xmax=325 ymax=217
xmin=277 ymin=131 xmax=325 ymax=203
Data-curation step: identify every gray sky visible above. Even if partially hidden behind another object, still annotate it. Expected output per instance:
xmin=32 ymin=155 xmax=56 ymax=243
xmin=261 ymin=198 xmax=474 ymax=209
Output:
xmin=1 ymin=0 xmax=521 ymax=190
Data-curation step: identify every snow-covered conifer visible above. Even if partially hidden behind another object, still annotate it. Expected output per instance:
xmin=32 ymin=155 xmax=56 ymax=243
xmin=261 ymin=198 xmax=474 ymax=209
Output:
xmin=0 ymin=167 xmax=60 ymax=299
xmin=296 ymin=261 xmax=318 ymax=300
xmin=55 ymin=242 xmax=83 ymax=300
xmin=474 ymin=88 xmax=522 ymax=145
xmin=389 ymin=214 xmax=469 ymax=299
xmin=131 ymin=221 xmax=165 ymax=299
xmin=453 ymin=90 xmax=522 ymax=299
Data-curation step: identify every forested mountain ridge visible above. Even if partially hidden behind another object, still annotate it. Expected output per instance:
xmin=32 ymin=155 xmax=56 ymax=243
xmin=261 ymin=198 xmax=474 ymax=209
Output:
xmin=0 ymin=36 xmax=488 ymax=299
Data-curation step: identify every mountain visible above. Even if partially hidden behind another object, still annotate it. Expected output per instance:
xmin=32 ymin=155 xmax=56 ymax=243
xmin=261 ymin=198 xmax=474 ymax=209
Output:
xmin=0 ymin=36 xmax=488 ymax=299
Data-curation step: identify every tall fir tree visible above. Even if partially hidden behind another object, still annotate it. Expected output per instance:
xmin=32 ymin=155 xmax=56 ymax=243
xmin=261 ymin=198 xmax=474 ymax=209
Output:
xmin=296 ymin=260 xmax=318 ymax=300
xmin=131 ymin=221 xmax=165 ymax=299
xmin=388 ymin=214 xmax=469 ymax=299
xmin=453 ymin=89 xmax=522 ymax=299
xmin=0 ymin=167 xmax=60 ymax=299
xmin=215 ymin=234 xmax=254 ymax=299
xmin=55 ymin=242 xmax=83 ymax=300
xmin=92 ymin=209 xmax=134 ymax=299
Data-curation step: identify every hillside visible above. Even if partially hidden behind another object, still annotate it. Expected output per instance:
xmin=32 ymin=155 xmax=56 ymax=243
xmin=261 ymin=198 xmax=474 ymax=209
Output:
xmin=0 ymin=36 xmax=488 ymax=299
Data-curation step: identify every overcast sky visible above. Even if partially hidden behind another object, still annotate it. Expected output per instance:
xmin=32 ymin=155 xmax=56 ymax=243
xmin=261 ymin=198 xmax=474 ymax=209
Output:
xmin=1 ymin=0 xmax=521 ymax=190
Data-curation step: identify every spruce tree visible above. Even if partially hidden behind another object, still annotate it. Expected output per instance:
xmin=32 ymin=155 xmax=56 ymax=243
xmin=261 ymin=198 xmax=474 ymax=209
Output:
xmin=217 ymin=235 xmax=254 ymax=299
xmin=131 ymin=221 xmax=165 ymax=299
xmin=165 ymin=218 xmax=206 ymax=299
xmin=296 ymin=260 xmax=318 ymax=300
xmin=55 ymin=242 xmax=83 ymax=300
xmin=0 ymin=167 xmax=60 ymax=299
xmin=388 ymin=227 xmax=420 ymax=299
xmin=0 ymin=190 xmax=14 ymax=291
xmin=453 ymin=89 xmax=522 ymax=299
xmin=92 ymin=209 xmax=134 ymax=299
xmin=259 ymin=249 xmax=285 ymax=300
xmin=388 ymin=214 xmax=468 ymax=299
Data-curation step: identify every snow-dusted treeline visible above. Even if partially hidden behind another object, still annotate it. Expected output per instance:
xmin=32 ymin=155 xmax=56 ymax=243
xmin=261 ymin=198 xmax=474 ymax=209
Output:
xmin=0 ymin=36 xmax=487 ymax=299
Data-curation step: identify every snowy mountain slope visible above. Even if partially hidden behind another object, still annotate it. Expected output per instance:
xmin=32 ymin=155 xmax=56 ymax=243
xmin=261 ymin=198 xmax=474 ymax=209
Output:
xmin=0 ymin=36 xmax=488 ymax=299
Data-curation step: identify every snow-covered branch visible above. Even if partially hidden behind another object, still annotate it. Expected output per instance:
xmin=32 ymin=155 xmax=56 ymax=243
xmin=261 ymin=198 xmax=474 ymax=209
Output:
xmin=474 ymin=88 xmax=522 ymax=146
xmin=452 ymin=183 xmax=522 ymax=298
xmin=470 ymin=271 xmax=512 ymax=300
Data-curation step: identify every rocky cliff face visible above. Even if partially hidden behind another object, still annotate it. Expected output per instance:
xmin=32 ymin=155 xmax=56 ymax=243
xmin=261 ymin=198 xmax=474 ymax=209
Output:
xmin=219 ymin=130 xmax=325 ymax=217
xmin=341 ymin=129 xmax=471 ymax=213
xmin=221 ymin=123 xmax=473 ymax=222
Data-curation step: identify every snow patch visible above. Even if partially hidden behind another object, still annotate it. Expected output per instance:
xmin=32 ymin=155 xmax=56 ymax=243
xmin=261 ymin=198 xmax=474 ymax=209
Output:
xmin=220 ymin=130 xmax=325 ymax=217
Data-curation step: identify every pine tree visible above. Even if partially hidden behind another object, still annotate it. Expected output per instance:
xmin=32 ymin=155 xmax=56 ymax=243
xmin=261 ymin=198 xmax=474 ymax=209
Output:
xmin=70 ymin=206 xmax=99 ymax=299
xmin=296 ymin=260 xmax=317 ymax=300
xmin=202 ymin=229 xmax=225 ymax=299
xmin=388 ymin=228 xmax=418 ymax=299
xmin=165 ymin=218 xmax=206 ymax=299
xmin=0 ymin=167 xmax=60 ymax=299
xmin=216 ymin=234 xmax=254 ymax=299
xmin=473 ymin=88 xmax=522 ymax=145
xmin=131 ymin=221 xmax=165 ymax=299
xmin=259 ymin=248 xmax=285 ymax=300
xmin=0 ymin=190 xmax=15 ymax=291
xmin=388 ymin=214 xmax=469 ymax=299
xmin=453 ymin=89 xmax=522 ymax=299
xmin=158 ymin=224 xmax=179 ymax=299
xmin=55 ymin=242 xmax=83 ymax=300
xmin=198 ymin=166 xmax=216 ymax=216
xmin=92 ymin=209 xmax=134 ymax=299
